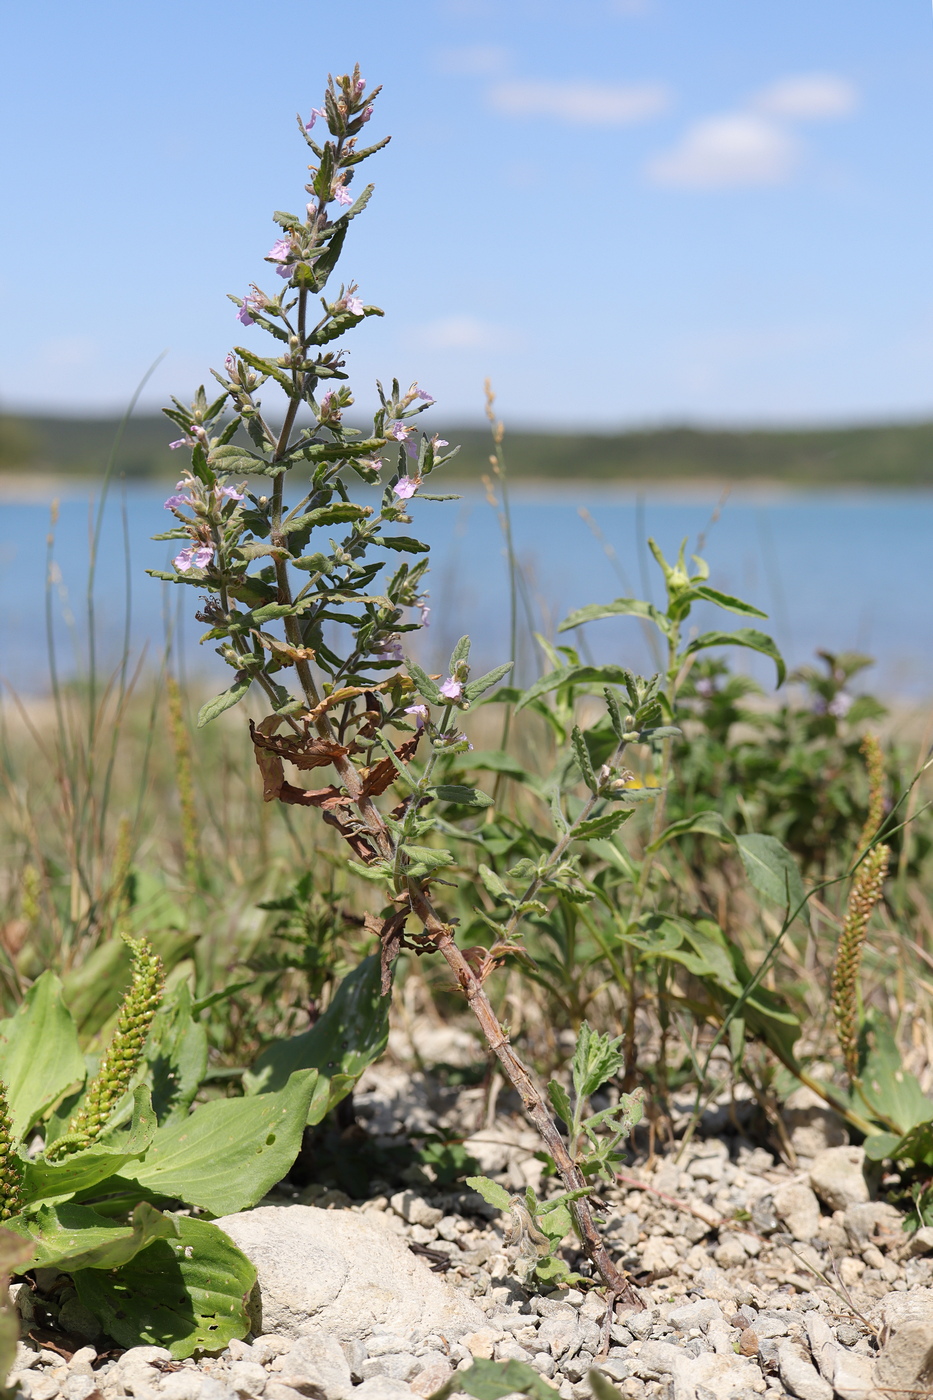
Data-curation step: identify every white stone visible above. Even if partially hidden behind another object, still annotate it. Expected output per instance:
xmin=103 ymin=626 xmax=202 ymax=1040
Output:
xmin=808 ymin=1147 xmax=870 ymax=1211
xmin=772 ymin=1183 xmax=821 ymax=1242
xmin=214 ymin=1205 xmax=483 ymax=1343
xmin=776 ymin=1341 xmax=833 ymax=1400
xmin=874 ymin=1287 xmax=933 ymax=1397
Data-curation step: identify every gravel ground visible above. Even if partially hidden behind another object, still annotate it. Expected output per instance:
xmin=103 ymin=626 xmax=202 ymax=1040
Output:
xmin=7 ymin=1057 xmax=933 ymax=1400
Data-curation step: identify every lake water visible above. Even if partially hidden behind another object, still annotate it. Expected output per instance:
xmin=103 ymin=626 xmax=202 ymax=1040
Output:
xmin=1 ymin=480 xmax=930 ymax=702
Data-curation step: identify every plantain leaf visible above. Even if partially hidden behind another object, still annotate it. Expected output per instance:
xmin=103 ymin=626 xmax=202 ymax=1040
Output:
xmin=0 ymin=972 xmax=85 ymax=1140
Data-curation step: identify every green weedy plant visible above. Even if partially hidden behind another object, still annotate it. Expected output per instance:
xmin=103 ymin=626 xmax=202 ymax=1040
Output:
xmin=154 ymin=66 xmax=845 ymax=1302
xmin=0 ymin=936 xmax=387 ymax=1358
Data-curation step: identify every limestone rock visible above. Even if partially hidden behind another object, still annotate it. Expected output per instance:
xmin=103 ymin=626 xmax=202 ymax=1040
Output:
xmin=781 ymin=1085 xmax=848 ymax=1160
xmin=808 ymin=1146 xmax=870 ymax=1211
xmin=215 ymin=1205 xmax=484 ymax=1343
xmin=772 ymin=1182 xmax=821 ymax=1242
xmin=777 ymin=1340 xmax=833 ymax=1400
xmin=874 ymin=1287 xmax=933 ymax=1397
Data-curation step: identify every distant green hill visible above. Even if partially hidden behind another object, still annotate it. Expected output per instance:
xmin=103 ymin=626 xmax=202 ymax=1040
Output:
xmin=3 ymin=413 xmax=933 ymax=485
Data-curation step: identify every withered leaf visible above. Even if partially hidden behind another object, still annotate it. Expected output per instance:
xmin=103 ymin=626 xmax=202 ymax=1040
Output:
xmin=358 ymin=733 xmax=421 ymax=798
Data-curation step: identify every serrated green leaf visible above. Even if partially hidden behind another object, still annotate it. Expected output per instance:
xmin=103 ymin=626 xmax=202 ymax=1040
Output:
xmin=571 ymin=1023 xmax=624 ymax=1103
xmin=558 ymin=598 xmax=670 ymax=635
xmin=691 ymin=585 xmax=767 ymax=619
xmin=433 ymin=785 xmax=494 ymax=808
xmin=547 ymin=1080 xmax=572 ymax=1127
xmin=464 ymin=1176 xmax=511 ymax=1211
xmin=374 ymin=535 xmax=430 ymax=554
xmin=478 ymin=864 xmax=512 ymax=903
xmin=196 ymin=675 xmax=252 ymax=728
xmin=571 ymin=726 xmax=597 ymax=793
xmin=516 ymin=665 xmax=635 ymax=712
xmin=405 ymin=659 xmax=442 ymax=704
xmin=574 ymin=810 xmax=633 ymax=841
xmin=464 ymin=663 xmax=513 ymax=704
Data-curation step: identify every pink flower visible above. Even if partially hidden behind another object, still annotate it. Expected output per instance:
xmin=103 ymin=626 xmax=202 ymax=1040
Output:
xmin=169 ymin=438 xmax=194 ymax=451
xmin=174 ymin=544 xmax=213 ymax=572
xmin=236 ymin=290 xmax=265 ymax=326
xmin=358 ymin=456 xmax=383 ymax=473
xmin=419 ymin=603 xmax=431 ymax=627
xmin=267 ymin=237 xmax=297 ymax=279
xmin=360 ymin=105 xmax=374 ymax=124
xmin=393 ymin=477 xmax=421 ymax=501
xmin=346 ymin=295 xmax=364 ymax=316
xmin=430 ymin=435 xmax=449 ymax=451
xmin=355 ymin=77 xmax=366 ymax=94
xmin=164 ymin=482 xmax=193 ymax=510
xmin=439 ymin=677 xmax=463 ymax=701
xmin=320 ymin=389 xmax=341 ymax=422
xmin=333 ymin=182 xmax=353 ymax=207
xmin=387 ymin=421 xmax=419 ymax=459
xmin=217 ymin=485 xmax=244 ymax=503
xmin=413 ymin=387 xmax=435 ymax=403
xmin=306 ymin=106 xmax=325 ymax=129
xmin=405 ymin=704 xmax=429 ymax=728
xmin=374 ymin=636 xmax=404 ymax=662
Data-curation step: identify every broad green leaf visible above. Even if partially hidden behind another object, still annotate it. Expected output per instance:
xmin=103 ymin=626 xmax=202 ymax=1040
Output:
xmin=28 ymin=1086 xmax=155 ymax=1205
xmin=196 ymin=675 xmax=252 ymax=728
xmin=283 ymin=503 xmax=369 ymax=534
xmin=117 ymin=1069 xmax=317 ymax=1215
xmin=74 ymin=1214 xmax=255 ymax=1359
xmin=863 ymin=1132 xmax=902 ymax=1162
xmin=574 ymin=810 xmax=633 ymax=841
xmin=736 ymin=834 xmax=809 ymax=926
xmin=464 ymin=1176 xmax=511 ymax=1211
xmin=146 ymin=982 xmax=209 ymax=1128
xmin=433 ymin=784 xmax=494 ymax=808
xmin=683 ymin=629 xmax=786 ymax=687
xmin=430 ymin=1357 xmax=560 ymax=1400
xmin=243 ymin=957 xmax=389 ymax=1116
xmin=10 ymin=1201 xmax=177 ymax=1272
xmin=0 ymin=972 xmax=85 ymax=1140
xmin=646 ymin=809 xmax=736 ymax=854
xmin=856 ymin=1014 xmax=933 ymax=1137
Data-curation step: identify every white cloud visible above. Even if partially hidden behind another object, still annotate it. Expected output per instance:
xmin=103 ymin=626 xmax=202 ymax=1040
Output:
xmin=488 ymin=79 xmax=670 ymax=126
xmin=754 ymin=73 xmax=858 ymax=121
xmin=410 ymin=315 xmax=519 ymax=352
xmin=435 ymin=45 xmax=508 ymax=77
xmin=647 ymin=114 xmax=798 ymax=188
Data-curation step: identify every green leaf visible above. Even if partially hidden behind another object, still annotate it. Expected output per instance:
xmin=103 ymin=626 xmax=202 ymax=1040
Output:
xmin=0 ymin=972 xmax=85 ymax=1140
xmin=74 ymin=1214 xmax=255 ymax=1359
xmin=196 ymin=674 xmax=252 ymax=728
xmin=146 ymin=983 xmax=209 ymax=1128
xmin=646 ymin=809 xmax=736 ymax=854
xmin=683 ymin=629 xmax=786 ymax=686
xmin=283 ymin=503 xmax=370 ymax=534
xmin=11 ymin=1201 xmax=177 ymax=1273
xmin=464 ymin=1176 xmax=511 ymax=1212
xmin=405 ymin=659 xmax=442 ymax=704
xmin=243 ymin=957 xmax=388 ymax=1117
xmin=516 ymin=665 xmax=636 ymax=712
xmin=547 ymin=1081 xmax=572 ymax=1127
xmin=478 ymin=864 xmax=513 ymax=904
xmin=736 ymin=834 xmax=809 ymax=926
xmin=558 ymin=599 xmax=670 ymax=635
xmin=574 ymin=810 xmax=633 ymax=841
xmin=691 ymin=586 xmax=767 ymax=619
xmin=856 ymin=1014 xmax=933 ymax=1137
xmin=374 ymin=535 xmax=430 ymax=554
xmin=571 ymin=1023 xmax=624 ymax=1104
xmin=589 ymin=1371 xmax=627 ymax=1400
xmin=429 ymin=1357 xmax=560 ymax=1400
xmin=28 ymin=1087 xmax=155 ymax=1205
xmin=863 ymin=1132 xmax=902 ymax=1162
xmin=432 ymin=785 xmax=494 ymax=808
xmin=571 ymin=726 xmax=597 ymax=793
xmin=464 ymin=663 xmax=513 ymax=705
xmin=117 ymin=1070 xmax=317 ymax=1215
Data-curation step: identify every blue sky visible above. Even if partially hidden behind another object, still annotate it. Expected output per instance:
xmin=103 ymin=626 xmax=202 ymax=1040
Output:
xmin=4 ymin=0 xmax=933 ymax=427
